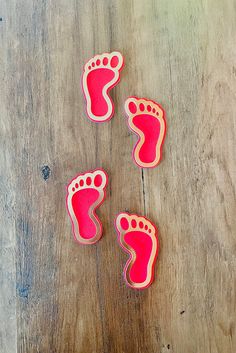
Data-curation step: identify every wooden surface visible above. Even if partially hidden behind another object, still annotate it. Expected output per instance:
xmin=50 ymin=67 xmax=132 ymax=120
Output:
xmin=1 ymin=0 xmax=236 ymax=352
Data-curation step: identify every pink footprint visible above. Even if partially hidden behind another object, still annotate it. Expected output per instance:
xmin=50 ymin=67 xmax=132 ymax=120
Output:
xmin=125 ymin=97 xmax=166 ymax=168
xmin=66 ymin=169 xmax=108 ymax=245
xmin=82 ymin=52 xmax=124 ymax=122
xmin=115 ymin=213 xmax=159 ymax=289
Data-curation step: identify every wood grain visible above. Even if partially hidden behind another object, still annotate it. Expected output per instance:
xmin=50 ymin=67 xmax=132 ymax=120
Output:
xmin=1 ymin=0 xmax=236 ymax=352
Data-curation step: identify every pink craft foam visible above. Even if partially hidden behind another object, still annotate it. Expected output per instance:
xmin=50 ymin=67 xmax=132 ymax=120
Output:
xmin=115 ymin=212 xmax=159 ymax=289
xmin=66 ymin=169 xmax=108 ymax=245
xmin=125 ymin=97 xmax=166 ymax=168
xmin=82 ymin=51 xmax=124 ymax=123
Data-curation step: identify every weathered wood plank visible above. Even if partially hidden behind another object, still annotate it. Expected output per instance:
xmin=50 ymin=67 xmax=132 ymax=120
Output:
xmin=1 ymin=0 xmax=235 ymax=352
xmin=0 ymin=1 xmax=17 ymax=352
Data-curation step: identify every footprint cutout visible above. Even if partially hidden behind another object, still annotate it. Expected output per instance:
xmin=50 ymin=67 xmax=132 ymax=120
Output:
xmin=125 ymin=97 xmax=166 ymax=168
xmin=115 ymin=213 xmax=159 ymax=289
xmin=82 ymin=51 xmax=124 ymax=122
xmin=66 ymin=169 xmax=108 ymax=245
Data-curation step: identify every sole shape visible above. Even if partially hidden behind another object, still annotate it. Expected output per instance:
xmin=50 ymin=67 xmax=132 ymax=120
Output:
xmin=125 ymin=97 xmax=166 ymax=168
xmin=82 ymin=51 xmax=124 ymax=122
xmin=115 ymin=212 xmax=159 ymax=289
xmin=66 ymin=169 xmax=108 ymax=245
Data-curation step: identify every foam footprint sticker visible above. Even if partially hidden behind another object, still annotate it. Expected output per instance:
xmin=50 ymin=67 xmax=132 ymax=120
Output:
xmin=125 ymin=97 xmax=166 ymax=168
xmin=82 ymin=51 xmax=124 ymax=123
xmin=115 ymin=212 xmax=159 ymax=289
xmin=66 ymin=169 xmax=108 ymax=245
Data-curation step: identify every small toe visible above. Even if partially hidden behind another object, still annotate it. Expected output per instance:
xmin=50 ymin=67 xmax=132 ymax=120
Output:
xmin=103 ymin=57 xmax=108 ymax=65
xmin=86 ymin=176 xmax=92 ymax=186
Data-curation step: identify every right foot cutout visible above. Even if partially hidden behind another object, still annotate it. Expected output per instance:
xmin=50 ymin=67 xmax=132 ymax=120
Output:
xmin=82 ymin=51 xmax=124 ymax=122
xmin=115 ymin=213 xmax=159 ymax=289
xmin=66 ymin=169 xmax=108 ymax=245
xmin=125 ymin=97 xmax=166 ymax=168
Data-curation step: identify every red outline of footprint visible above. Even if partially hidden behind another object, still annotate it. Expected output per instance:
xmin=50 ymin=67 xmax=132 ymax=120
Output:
xmin=125 ymin=97 xmax=166 ymax=168
xmin=115 ymin=212 xmax=159 ymax=289
xmin=66 ymin=169 xmax=108 ymax=245
xmin=82 ymin=51 xmax=124 ymax=123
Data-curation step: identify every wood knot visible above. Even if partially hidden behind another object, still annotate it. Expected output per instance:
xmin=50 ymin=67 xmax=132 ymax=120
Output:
xmin=41 ymin=165 xmax=51 ymax=181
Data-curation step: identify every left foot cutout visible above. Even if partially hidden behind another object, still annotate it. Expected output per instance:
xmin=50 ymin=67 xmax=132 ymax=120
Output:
xmin=125 ymin=97 xmax=166 ymax=168
xmin=82 ymin=51 xmax=124 ymax=122
xmin=66 ymin=169 xmax=108 ymax=245
xmin=115 ymin=213 xmax=159 ymax=289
